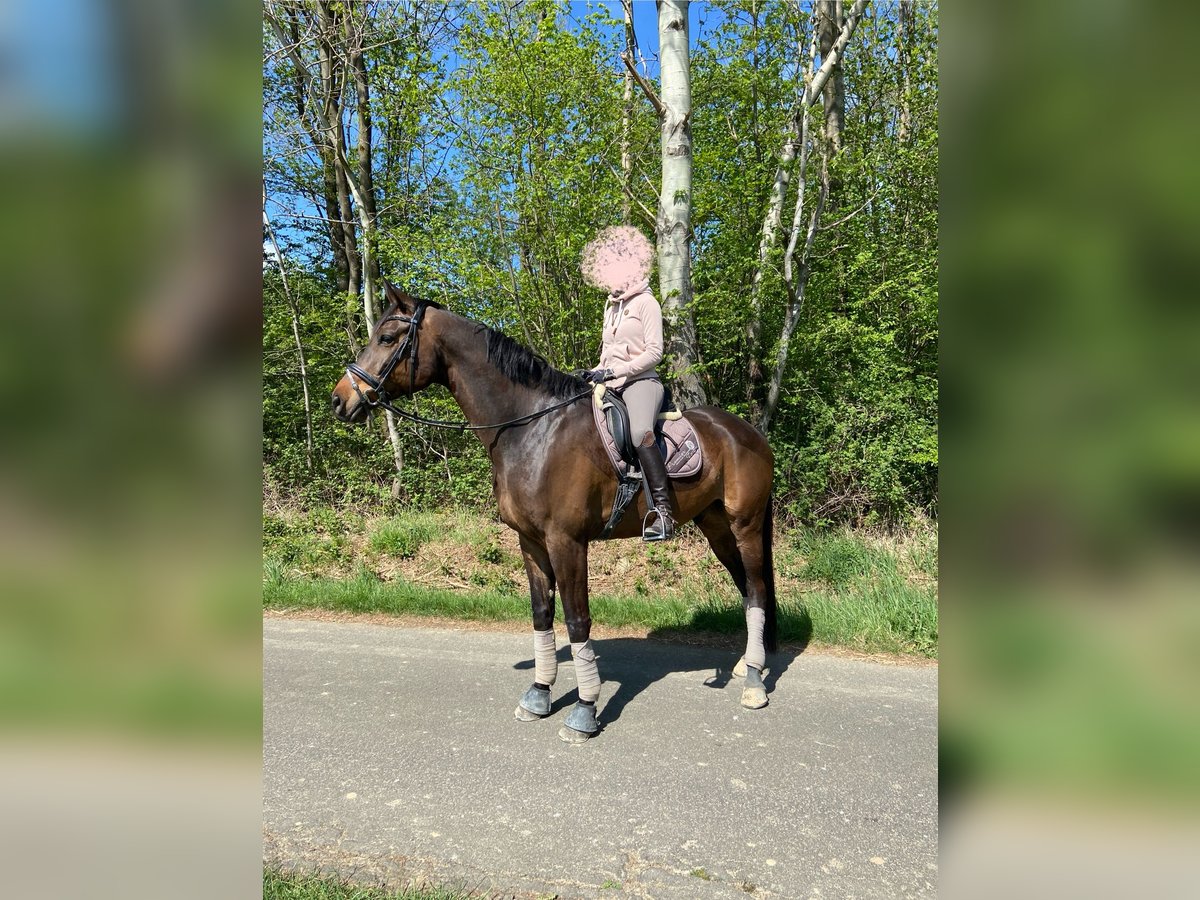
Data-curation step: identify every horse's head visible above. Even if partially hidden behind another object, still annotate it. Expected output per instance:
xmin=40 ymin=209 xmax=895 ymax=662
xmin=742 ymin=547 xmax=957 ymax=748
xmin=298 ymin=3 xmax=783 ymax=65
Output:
xmin=332 ymin=282 xmax=441 ymax=424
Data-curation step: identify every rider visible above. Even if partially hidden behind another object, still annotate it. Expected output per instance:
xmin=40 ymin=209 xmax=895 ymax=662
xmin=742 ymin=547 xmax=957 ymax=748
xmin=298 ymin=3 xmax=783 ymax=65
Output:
xmin=580 ymin=226 xmax=673 ymax=542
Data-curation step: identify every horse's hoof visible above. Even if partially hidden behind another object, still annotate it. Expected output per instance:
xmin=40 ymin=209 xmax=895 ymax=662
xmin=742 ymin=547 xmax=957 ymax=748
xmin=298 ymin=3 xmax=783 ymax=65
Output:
xmin=514 ymin=683 xmax=551 ymax=722
xmin=558 ymin=725 xmax=594 ymax=744
xmin=733 ymin=657 xmax=769 ymax=678
xmin=741 ymin=686 xmax=769 ymax=709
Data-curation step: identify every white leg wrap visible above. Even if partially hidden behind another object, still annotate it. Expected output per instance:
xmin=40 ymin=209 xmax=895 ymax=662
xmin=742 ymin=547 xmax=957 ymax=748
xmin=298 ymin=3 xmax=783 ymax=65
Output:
xmin=533 ymin=628 xmax=558 ymax=686
xmin=570 ymin=640 xmax=601 ymax=702
xmin=744 ymin=607 xmax=767 ymax=670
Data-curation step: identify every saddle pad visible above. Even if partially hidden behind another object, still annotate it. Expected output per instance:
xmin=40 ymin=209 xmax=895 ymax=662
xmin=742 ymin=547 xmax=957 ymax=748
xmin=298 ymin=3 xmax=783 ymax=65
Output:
xmin=592 ymin=386 xmax=703 ymax=479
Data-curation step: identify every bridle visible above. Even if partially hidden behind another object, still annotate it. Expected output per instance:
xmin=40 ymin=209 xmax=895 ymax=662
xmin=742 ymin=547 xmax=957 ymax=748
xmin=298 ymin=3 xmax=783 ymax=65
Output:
xmin=345 ymin=302 xmax=429 ymax=409
xmin=343 ymin=302 xmax=592 ymax=433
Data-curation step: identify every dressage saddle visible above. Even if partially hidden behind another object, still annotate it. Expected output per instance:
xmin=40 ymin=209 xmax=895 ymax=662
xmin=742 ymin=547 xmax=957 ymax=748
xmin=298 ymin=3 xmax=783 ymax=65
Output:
xmin=601 ymin=383 xmax=677 ymax=467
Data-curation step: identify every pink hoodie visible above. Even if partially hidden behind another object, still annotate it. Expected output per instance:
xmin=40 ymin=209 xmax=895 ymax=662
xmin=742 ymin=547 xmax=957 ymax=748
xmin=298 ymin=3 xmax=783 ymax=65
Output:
xmin=598 ymin=280 xmax=663 ymax=389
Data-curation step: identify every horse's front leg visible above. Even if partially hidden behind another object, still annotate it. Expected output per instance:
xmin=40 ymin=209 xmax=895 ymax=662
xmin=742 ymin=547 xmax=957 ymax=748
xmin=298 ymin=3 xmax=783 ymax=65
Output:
xmin=547 ymin=535 xmax=600 ymax=743
xmin=514 ymin=534 xmax=558 ymax=722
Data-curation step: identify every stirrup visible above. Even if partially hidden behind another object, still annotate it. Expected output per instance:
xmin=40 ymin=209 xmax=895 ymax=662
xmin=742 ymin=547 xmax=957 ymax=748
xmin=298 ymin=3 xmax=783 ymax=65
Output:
xmin=641 ymin=507 xmax=674 ymax=542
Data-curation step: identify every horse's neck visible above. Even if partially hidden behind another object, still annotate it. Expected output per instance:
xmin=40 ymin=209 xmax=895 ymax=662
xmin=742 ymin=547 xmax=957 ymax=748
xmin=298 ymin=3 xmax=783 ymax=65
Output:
xmin=437 ymin=318 xmax=546 ymax=431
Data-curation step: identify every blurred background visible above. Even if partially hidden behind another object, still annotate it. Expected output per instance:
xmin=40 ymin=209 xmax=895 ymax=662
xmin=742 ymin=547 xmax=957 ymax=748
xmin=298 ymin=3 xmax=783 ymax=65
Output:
xmin=0 ymin=0 xmax=260 ymax=897
xmin=941 ymin=0 xmax=1200 ymax=896
xmin=0 ymin=0 xmax=1197 ymax=897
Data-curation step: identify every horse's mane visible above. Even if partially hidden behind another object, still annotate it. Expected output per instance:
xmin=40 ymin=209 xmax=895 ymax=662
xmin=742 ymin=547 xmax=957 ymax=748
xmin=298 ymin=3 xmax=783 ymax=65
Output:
xmin=483 ymin=326 xmax=587 ymax=400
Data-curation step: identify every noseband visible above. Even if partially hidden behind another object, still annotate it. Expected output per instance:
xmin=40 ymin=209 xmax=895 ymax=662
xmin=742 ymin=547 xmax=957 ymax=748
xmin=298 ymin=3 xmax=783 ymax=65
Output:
xmin=345 ymin=302 xmax=430 ymax=408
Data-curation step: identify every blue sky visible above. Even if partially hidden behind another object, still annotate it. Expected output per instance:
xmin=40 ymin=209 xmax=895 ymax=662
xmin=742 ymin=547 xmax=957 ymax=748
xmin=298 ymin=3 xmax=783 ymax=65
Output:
xmin=0 ymin=0 xmax=116 ymax=138
xmin=594 ymin=0 xmax=721 ymax=67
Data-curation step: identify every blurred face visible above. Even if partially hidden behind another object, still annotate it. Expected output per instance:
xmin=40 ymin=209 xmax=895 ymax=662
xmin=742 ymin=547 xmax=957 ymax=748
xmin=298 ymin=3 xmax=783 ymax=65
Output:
xmin=581 ymin=225 xmax=653 ymax=296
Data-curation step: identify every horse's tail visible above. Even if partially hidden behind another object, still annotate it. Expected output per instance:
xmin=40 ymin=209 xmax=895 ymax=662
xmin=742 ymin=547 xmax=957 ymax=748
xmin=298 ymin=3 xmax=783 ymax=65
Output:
xmin=763 ymin=491 xmax=778 ymax=653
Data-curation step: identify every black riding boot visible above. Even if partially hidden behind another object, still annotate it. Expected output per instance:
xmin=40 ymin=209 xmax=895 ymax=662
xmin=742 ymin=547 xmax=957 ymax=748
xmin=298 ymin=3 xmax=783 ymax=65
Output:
xmin=636 ymin=435 xmax=675 ymax=542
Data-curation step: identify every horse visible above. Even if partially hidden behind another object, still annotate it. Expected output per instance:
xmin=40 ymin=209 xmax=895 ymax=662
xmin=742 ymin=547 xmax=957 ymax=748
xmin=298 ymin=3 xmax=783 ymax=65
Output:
xmin=332 ymin=282 xmax=778 ymax=743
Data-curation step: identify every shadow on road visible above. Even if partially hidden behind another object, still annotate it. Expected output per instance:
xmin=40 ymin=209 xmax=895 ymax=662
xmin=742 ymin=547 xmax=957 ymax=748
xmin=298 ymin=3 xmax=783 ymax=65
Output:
xmin=514 ymin=609 xmax=810 ymax=731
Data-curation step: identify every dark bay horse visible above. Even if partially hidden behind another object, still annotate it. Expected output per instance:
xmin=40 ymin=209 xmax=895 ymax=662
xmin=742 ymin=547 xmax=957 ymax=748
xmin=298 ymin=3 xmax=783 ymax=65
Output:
xmin=332 ymin=282 xmax=777 ymax=742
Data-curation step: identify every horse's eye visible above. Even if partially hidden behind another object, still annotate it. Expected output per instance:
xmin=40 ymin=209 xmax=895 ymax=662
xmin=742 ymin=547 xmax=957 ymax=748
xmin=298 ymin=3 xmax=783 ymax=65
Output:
xmin=379 ymin=332 xmax=396 ymax=345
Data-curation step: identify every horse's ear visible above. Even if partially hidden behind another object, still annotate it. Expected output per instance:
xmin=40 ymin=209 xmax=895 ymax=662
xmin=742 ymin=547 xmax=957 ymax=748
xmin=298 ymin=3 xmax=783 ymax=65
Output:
xmin=383 ymin=280 xmax=414 ymax=313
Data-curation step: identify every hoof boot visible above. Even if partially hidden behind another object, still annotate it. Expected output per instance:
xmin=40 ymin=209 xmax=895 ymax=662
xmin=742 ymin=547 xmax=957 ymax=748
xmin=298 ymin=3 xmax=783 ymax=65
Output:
xmin=514 ymin=683 xmax=551 ymax=721
xmin=558 ymin=701 xmax=598 ymax=743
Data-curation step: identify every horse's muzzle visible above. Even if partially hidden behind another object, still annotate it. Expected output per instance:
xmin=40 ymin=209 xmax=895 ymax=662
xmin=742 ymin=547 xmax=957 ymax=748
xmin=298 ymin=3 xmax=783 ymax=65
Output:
xmin=331 ymin=382 xmax=369 ymax=424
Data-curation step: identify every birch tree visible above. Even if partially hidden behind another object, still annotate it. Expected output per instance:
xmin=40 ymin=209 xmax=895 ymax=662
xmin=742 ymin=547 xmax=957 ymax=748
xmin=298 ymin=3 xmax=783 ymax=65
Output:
xmin=652 ymin=0 xmax=705 ymax=406
xmin=744 ymin=0 xmax=868 ymax=424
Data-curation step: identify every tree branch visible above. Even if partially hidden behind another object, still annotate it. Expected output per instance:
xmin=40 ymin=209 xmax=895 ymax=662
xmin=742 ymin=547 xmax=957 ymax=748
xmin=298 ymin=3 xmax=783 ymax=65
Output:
xmin=818 ymin=188 xmax=878 ymax=231
xmin=622 ymin=52 xmax=665 ymax=118
xmin=603 ymin=159 xmax=658 ymax=231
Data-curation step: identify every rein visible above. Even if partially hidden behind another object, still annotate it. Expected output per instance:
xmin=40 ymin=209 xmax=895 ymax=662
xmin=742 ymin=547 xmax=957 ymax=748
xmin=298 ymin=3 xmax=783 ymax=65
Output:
xmin=345 ymin=302 xmax=592 ymax=433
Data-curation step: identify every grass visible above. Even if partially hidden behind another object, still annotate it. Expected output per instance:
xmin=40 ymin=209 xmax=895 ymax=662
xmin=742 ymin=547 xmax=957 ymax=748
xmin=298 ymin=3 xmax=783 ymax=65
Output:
xmin=264 ymin=869 xmax=470 ymax=900
xmin=786 ymin=526 xmax=939 ymax=656
xmin=368 ymin=513 xmax=441 ymax=559
xmin=264 ymin=507 xmax=937 ymax=658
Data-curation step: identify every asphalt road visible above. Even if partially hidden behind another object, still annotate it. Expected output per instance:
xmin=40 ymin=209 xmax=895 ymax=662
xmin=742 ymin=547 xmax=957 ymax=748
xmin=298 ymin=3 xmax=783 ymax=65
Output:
xmin=264 ymin=618 xmax=937 ymax=899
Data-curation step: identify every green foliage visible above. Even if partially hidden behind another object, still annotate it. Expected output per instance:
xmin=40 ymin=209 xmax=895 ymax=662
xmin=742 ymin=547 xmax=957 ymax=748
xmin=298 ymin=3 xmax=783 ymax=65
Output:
xmin=263 ymin=510 xmax=353 ymax=571
xmin=262 ymin=2 xmax=939 ymax=527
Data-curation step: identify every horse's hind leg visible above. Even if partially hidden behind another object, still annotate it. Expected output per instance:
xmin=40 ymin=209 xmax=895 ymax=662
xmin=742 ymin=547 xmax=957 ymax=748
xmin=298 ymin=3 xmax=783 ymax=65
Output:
xmin=694 ymin=503 xmax=748 ymax=596
xmin=728 ymin=509 xmax=774 ymax=710
xmin=695 ymin=504 xmax=769 ymax=705
xmin=514 ymin=534 xmax=557 ymax=722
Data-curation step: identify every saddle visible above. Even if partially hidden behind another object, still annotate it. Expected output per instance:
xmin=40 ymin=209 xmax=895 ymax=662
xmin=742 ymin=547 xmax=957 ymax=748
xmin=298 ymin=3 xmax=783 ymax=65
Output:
xmin=592 ymin=383 xmax=703 ymax=539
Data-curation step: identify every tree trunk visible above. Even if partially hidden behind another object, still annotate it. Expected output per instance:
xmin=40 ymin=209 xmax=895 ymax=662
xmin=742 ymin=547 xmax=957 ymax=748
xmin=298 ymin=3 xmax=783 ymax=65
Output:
xmin=744 ymin=34 xmax=808 ymax=420
xmin=312 ymin=3 xmax=362 ymax=338
xmin=818 ymin=1 xmax=847 ymax=313
xmin=761 ymin=176 xmax=827 ymax=432
xmin=818 ymin=1 xmax=846 ymax=157
xmin=656 ymin=0 xmax=706 ymax=407
xmin=284 ymin=8 xmax=351 ymax=301
xmin=620 ymin=0 xmax=636 ymax=226
xmin=898 ymin=0 xmax=913 ymax=144
xmin=348 ymin=9 xmax=381 ymax=292
xmin=343 ymin=6 xmax=404 ymax=487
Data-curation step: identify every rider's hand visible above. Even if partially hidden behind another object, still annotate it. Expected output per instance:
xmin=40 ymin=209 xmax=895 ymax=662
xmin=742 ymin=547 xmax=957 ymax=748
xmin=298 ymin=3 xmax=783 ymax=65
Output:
xmin=587 ymin=368 xmax=614 ymax=383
